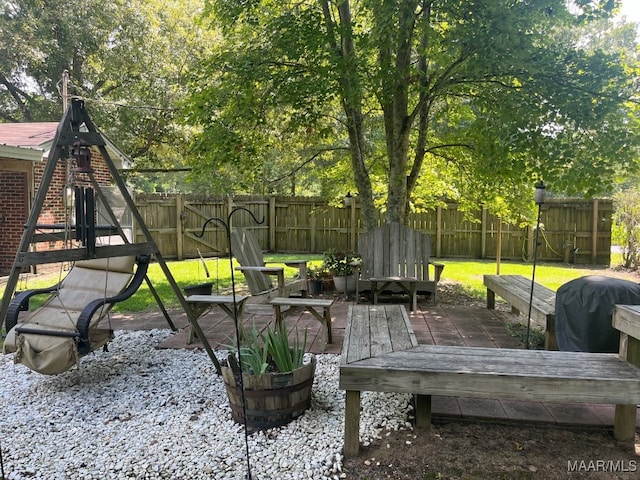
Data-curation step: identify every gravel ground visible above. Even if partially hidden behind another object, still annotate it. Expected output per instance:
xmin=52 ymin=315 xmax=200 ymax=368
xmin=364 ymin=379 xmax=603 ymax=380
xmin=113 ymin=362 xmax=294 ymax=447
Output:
xmin=0 ymin=329 xmax=412 ymax=480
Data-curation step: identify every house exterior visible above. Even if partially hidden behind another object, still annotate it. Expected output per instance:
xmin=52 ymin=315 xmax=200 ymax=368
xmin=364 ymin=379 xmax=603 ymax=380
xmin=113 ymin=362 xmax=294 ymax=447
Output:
xmin=0 ymin=122 xmax=130 ymax=276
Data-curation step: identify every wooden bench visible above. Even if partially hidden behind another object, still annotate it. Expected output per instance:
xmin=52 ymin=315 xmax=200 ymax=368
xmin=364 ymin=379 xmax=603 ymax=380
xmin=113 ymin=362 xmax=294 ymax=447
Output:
xmin=339 ymin=304 xmax=640 ymax=457
xmin=484 ymin=274 xmax=557 ymax=350
xmin=269 ymin=297 xmax=334 ymax=351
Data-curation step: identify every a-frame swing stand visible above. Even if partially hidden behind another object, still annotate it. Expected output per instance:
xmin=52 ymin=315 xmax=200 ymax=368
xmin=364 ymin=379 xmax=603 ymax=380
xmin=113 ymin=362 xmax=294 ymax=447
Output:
xmin=0 ymin=99 xmax=222 ymax=374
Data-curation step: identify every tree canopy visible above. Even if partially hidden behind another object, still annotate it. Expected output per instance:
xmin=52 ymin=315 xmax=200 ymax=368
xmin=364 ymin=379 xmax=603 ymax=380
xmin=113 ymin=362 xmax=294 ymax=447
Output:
xmin=185 ymin=0 xmax=640 ymax=228
xmin=0 ymin=0 xmax=215 ymax=190
xmin=2 ymin=0 xmax=638 ymax=219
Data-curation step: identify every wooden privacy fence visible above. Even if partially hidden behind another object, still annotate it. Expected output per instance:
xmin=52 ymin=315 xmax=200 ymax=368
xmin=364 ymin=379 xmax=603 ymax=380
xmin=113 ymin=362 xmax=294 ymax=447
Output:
xmin=134 ymin=194 xmax=612 ymax=265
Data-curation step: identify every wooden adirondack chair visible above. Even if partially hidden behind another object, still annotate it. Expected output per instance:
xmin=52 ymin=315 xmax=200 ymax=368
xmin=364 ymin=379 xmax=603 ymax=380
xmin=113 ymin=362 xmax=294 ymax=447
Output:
xmin=354 ymin=222 xmax=444 ymax=308
xmin=230 ymin=228 xmax=308 ymax=303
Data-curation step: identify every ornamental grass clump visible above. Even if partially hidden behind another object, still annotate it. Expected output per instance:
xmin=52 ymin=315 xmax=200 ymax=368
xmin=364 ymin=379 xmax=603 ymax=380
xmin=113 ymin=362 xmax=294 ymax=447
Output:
xmin=228 ymin=321 xmax=308 ymax=376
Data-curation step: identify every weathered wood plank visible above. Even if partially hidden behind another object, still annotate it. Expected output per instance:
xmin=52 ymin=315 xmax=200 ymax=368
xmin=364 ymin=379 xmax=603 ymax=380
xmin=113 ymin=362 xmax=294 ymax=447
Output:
xmin=341 ymin=364 xmax=640 ymax=405
xmin=356 ymin=222 xmax=442 ymax=306
xmin=613 ymin=305 xmax=640 ymax=341
xmin=484 ymin=274 xmax=557 ymax=350
xmin=349 ymin=348 xmax=640 ymax=379
xmin=345 ymin=305 xmax=371 ymax=364
xmin=369 ymin=306 xmax=393 ymax=358
xmin=386 ymin=305 xmax=418 ymax=351
xmin=340 ymin=298 xmax=640 ymax=458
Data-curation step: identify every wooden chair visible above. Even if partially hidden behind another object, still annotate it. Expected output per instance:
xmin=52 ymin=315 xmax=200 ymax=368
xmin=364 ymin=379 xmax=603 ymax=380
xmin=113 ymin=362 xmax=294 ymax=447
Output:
xmin=3 ymin=255 xmax=150 ymax=375
xmin=230 ymin=228 xmax=308 ymax=303
xmin=354 ymin=222 xmax=443 ymax=307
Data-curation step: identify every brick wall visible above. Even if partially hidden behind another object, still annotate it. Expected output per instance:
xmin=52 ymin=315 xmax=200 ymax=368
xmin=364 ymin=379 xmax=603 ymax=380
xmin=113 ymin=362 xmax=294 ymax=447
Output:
xmin=0 ymin=171 xmax=28 ymax=274
xmin=1 ymin=147 xmax=114 ymax=275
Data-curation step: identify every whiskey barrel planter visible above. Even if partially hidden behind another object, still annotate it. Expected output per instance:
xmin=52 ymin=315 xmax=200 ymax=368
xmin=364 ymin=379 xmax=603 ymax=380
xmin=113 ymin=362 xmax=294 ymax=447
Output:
xmin=221 ymin=355 xmax=316 ymax=431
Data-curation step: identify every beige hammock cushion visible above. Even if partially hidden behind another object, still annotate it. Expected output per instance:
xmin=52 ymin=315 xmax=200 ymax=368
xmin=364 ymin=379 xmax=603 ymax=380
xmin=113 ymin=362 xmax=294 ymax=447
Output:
xmin=3 ymin=256 xmax=135 ymax=374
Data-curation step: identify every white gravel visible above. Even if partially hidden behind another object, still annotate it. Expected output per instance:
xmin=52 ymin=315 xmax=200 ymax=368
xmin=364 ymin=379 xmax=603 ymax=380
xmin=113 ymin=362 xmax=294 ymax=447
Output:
xmin=0 ymin=329 xmax=413 ymax=479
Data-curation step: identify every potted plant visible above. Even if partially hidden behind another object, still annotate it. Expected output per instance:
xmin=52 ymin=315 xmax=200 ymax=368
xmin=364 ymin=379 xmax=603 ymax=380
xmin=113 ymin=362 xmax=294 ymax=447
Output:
xmin=307 ymin=264 xmax=329 ymax=295
xmin=221 ymin=322 xmax=315 ymax=431
xmin=322 ymin=249 xmax=361 ymax=293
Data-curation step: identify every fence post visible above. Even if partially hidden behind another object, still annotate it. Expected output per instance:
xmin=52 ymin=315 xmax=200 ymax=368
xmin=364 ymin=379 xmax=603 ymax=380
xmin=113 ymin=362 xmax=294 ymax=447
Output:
xmin=226 ymin=195 xmax=234 ymax=240
xmin=592 ymin=199 xmax=599 ymax=263
xmin=176 ymin=194 xmax=183 ymax=260
xmin=481 ymin=206 xmax=487 ymax=259
xmin=310 ymin=202 xmax=316 ymax=253
xmin=436 ymin=205 xmax=442 ymax=257
xmin=269 ymin=196 xmax=276 ymax=251
xmin=350 ymin=197 xmax=357 ymax=252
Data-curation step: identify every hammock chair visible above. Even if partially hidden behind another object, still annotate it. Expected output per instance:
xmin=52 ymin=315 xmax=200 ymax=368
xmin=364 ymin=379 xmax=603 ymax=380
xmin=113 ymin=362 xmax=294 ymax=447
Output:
xmin=2 ymin=254 xmax=150 ymax=375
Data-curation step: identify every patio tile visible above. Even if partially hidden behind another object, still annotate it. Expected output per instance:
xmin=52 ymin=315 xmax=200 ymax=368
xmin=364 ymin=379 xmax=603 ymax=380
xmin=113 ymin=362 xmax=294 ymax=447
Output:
xmin=544 ymin=402 xmax=604 ymax=426
xmin=457 ymin=397 xmax=507 ymax=420
xmin=499 ymin=399 xmax=554 ymax=423
xmin=109 ymin=299 xmax=633 ymax=431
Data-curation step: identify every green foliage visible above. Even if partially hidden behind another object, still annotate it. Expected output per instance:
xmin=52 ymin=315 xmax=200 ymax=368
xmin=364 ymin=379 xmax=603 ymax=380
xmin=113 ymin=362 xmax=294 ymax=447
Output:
xmin=307 ymin=263 xmax=331 ymax=281
xmin=0 ymin=0 xmax=215 ymax=188
xmin=229 ymin=321 xmax=308 ymax=376
xmin=265 ymin=322 xmax=307 ymax=374
xmin=234 ymin=323 xmax=269 ymax=376
xmin=185 ymin=0 xmax=639 ymax=226
xmin=322 ymin=249 xmax=361 ymax=276
xmin=612 ymin=188 xmax=640 ymax=270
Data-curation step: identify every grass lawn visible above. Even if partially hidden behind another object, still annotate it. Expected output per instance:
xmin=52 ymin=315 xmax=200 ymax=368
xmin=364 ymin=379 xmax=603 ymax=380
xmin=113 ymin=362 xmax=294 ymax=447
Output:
xmin=2 ymin=253 xmax=636 ymax=314
xmin=436 ymin=254 xmax=637 ymax=299
xmin=0 ymin=254 xmax=325 ymax=313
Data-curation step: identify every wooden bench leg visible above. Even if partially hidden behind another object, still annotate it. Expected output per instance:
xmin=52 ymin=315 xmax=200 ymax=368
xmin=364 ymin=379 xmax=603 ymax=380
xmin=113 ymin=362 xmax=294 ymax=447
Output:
xmin=614 ymin=404 xmax=637 ymax=441
xmin=410 ymin=284 xmax=417 ymax=312
xmin=344 ymin=390 xmax=361 ymax=457
xmin=486 ymin=288 xmax=495 ymax=310
xmin=304 ymin=306 xmax=333 ymax=351
xmin=324 ymin=307 xmax=333 ymax=344
xmin=414 ymin=394 xmax=432 ymax=429
xmin=273 ymin=304 xmax=284 ymax=329
xmin=545 ymin=315 xmax=558 ymax=351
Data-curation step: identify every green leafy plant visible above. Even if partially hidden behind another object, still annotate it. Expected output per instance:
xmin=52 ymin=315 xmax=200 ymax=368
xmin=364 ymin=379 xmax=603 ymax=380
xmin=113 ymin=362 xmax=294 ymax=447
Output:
xmin=307 ymin=263 xmax=330 ymax=281
xmin=322 ymin=249 xmax=361 ymax=276
xmin=227 ymin=321 xmax=308 ymax=376
xmin=265 ymin=322 xmax=307 ymax=373
xmin=234 ymin=323 xmax=270 ymax=376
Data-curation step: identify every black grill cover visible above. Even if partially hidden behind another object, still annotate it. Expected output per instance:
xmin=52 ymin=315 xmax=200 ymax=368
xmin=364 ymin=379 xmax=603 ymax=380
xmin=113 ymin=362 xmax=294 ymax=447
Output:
xmin=555 ymin=275 xmax=640 ymax=353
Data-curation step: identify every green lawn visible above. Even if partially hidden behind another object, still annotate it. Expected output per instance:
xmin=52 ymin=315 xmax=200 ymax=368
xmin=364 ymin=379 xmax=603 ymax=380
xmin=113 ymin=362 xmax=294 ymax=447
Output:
xmin=0 ymin=253 xmax=636 ymax=350
xmin=436 ymin=255 xmax=636 ymax=300
xmin=1 ymin=254 xmax=635 ymax=315
xmin=0 ymin=254 xmax=324 ymax=313
xmin=0 ymin=254 xmax=638 ymax=312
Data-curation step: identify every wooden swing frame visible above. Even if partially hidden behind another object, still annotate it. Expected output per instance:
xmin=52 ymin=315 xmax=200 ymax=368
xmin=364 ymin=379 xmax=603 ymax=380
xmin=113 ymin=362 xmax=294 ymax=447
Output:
xmin=0 ymin=99 xmax=223 ymax=374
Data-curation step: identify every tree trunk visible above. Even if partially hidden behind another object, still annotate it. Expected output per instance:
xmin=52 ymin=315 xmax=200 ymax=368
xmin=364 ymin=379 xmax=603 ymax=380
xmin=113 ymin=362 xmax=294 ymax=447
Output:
xmin=323 ymin=0 xmax=377 ymax=231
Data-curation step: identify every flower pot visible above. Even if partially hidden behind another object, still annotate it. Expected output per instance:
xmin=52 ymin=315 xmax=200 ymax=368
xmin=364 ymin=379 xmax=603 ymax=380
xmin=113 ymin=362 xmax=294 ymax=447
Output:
xmin=308 ymin=279 xmax=323 ymax=296
xmin=183 ymin=282 xmax=214 ymax=296
xmin=221 ymin=355 xmax=316 ymax=432
xmin=333 ymin=274 xmax=356 ymax=293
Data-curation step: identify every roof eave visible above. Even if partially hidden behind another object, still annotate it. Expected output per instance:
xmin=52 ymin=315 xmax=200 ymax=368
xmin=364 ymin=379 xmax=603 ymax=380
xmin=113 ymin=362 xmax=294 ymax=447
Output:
xmin=0 ymin=144 xmax=45 ymax=162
